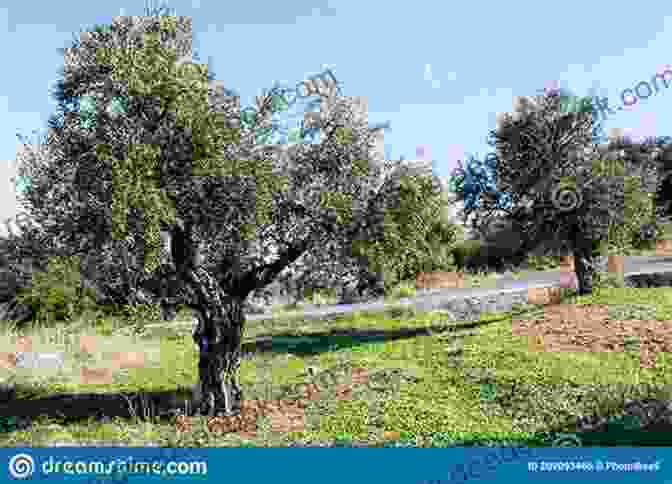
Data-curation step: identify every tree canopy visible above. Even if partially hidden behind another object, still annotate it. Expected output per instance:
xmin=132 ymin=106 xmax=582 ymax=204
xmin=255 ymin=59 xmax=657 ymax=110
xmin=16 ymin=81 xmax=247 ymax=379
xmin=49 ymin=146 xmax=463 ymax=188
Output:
xmin=455 ymin=88 xmax=627 ymax=293
xmin=1 ymin=4 xmax=464 ymax=415
xmin=10 ymin=12 xmax=450 ymax=311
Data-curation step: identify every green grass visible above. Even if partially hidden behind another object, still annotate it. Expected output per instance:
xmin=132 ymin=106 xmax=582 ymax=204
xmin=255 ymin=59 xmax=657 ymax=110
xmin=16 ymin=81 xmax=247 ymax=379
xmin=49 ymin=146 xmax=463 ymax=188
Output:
xmin=1 ymin=276 xmax=672 ymax=447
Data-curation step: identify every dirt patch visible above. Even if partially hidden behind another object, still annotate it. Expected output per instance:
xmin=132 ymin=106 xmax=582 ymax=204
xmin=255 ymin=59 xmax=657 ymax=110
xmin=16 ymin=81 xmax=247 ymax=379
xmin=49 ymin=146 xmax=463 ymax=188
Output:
xmin=512 ymin=304 xmax=672 ymax=369
xmin=174 ymin=367 xmax=372 ymax=438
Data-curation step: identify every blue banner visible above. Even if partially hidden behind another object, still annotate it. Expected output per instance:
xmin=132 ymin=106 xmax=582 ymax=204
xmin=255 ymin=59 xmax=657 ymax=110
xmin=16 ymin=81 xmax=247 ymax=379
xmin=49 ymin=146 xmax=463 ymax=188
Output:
xmin=0 ymin=447 xmax=668 ymax=483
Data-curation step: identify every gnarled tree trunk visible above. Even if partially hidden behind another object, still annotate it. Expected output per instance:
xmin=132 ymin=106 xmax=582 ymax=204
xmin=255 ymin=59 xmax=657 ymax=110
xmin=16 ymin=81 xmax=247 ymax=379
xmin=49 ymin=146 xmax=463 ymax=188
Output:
xmin=186 ymin=266 xmax=246 ymax=417
xmin=164 ymin=217 xmax=315 ymax=417
xmin=572 ymin=235 xmax=606 ymax=296
xmin=572 ymin=245 xmax=594 ymax=295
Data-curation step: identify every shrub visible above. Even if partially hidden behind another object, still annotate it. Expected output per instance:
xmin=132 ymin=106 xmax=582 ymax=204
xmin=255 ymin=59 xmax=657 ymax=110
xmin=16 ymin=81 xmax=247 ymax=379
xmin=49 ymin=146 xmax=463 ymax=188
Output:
xmin=302 ymin=287 xmax=338 ymax=306
xmin=451 ymin=239 xmax=482 ymax=270
xmin=350 ymin=177 xmax=464 ymax=292
xmin=410 ymin=218 xmax=464 ymax=277
xmin=526 ymin=254 xmax=563 ymax=271
xmin=590 ymin=159 xmax=658 ymax=255
xmin=117 ymin=302 xmax=163 ymax=334
xmin=606 ymin=177 xmax=657 ymax=255
xmin=591 ymin=158 xmax=626 ymax=178
xmin=423 ymin=217 xmax=464 ymax=269
xmin=455 ymin=239 xmax=513 ymax=273
xmin=396 ymin=284 xmax=417 ymax=299
xmin=13 ymin=255 xmax=100 ymax=328
xmin=386 ymin=280 xmax=417 ymax=300
xmin=592 ymin=272 xmax=625 ymax=289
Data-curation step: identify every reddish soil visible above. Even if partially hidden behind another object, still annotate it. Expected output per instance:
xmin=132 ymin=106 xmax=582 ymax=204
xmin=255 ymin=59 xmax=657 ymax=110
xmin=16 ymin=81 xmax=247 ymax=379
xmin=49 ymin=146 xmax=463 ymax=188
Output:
xmin=512 ymin=304 xmax=672 ymax=369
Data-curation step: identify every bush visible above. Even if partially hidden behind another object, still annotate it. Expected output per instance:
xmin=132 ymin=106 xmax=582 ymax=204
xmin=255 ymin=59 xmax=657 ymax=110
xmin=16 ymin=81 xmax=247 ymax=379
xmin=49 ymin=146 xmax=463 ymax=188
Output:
xmin=450 ymin=239 xmax=482 ymax=270
xmin=396 ymin=283 xmax=417 ymax=299
xmin=455 ymin=239 xmax=511 ymax=273
xmin=117 ymin=302 xmax=163 ymax=334
xmin=302 ymin=287 xmax=338 ymax=306
xmin=592 ymin=272 xmax=625 ymax=289
xmin=589 ymin=159 xmax=658 ymax=255
xmin=13 ymin=255 xmax=100 ymax=329
xmin=385 ymin=280 xmax=417 ymax=300
xmin=606 ymin=177 xmax=657 ymax=255
xmin=410 ymin=218 xmax=463 ymax=277
xmin=350 ymin=177 xmax=464 ymax=292
xmin=526 ymin=254 xmax=563 ymax=271
xmin=425 ymin=217 xmax=464 ymax=266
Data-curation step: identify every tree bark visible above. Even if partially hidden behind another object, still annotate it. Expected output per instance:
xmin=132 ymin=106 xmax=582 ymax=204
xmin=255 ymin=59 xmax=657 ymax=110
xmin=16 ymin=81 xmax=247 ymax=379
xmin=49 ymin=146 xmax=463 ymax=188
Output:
xmin=572 ymin=233 xmax=607 ymax=296
xmin=165 ymin=219 xmax=324 ymax=416
xmin=572 ymin=245 xmax=594 ymax=295
xmin=186 ymin=266 xmax=246 ymax=417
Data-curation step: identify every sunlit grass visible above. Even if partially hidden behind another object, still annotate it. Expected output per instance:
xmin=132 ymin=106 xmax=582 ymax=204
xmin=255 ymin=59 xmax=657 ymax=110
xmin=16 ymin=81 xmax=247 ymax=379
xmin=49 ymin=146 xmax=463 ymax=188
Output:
xmin=0 ymin=278 xmax=671 ymax=447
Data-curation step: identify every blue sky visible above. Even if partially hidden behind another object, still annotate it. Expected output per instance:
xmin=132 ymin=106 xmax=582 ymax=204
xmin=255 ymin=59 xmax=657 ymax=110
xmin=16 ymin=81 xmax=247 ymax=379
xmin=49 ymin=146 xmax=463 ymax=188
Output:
xmin=2 ymin=1 xmax=672 ymax=235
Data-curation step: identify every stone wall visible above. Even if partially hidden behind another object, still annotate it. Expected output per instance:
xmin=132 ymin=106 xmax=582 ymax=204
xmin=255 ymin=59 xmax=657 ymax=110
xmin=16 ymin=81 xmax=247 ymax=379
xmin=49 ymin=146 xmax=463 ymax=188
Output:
xmin=624 ymin=272 xmax=672 ymax=289
xmin=245 ymin=268 xmax=672 ymax=324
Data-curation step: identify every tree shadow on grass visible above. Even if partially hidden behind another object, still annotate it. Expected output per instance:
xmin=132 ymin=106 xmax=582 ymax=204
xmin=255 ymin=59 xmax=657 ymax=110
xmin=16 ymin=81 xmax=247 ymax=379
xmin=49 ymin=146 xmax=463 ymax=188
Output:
xmin=372 ymin=411 xmax=672 ymax=448
xmin=0 ymin=302 xmax=560 ymax=436
xmin=0 ymin=313 xmax=511 ymax=432
xmin=440 ymin=382 xmax=672 ymax=448
xmin=529 ymin=398 xmax=672 ymax=447
xmin=0 ymin=384 xmax=196 ymax=433
xmin=242 ymin=296 xmax=574 ymax=360
xmin=240 ymin=311 xmax=515 ymax=359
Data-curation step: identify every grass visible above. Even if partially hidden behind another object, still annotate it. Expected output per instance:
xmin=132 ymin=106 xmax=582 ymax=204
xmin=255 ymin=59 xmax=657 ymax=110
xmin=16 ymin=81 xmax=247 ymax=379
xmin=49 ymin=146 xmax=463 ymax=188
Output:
xmin=2 ymin=271 xmax=672 ymax=447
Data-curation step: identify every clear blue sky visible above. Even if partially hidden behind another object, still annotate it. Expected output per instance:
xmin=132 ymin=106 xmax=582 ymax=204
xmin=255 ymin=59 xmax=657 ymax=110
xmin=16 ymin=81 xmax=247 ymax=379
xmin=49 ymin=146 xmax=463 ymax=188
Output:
xmin=2 ymin=1 xmax=672 ymax=234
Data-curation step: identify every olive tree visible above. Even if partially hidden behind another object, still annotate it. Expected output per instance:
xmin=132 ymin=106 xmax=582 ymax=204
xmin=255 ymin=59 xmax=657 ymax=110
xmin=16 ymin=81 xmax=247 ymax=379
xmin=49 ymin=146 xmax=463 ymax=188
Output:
xmin=461 ymin=88 xmax=626 ymax=295
xmin=13 ymin=12 xmax=447 ymax=417
xmin=18 ymin=4 xmax=405 ymax=314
